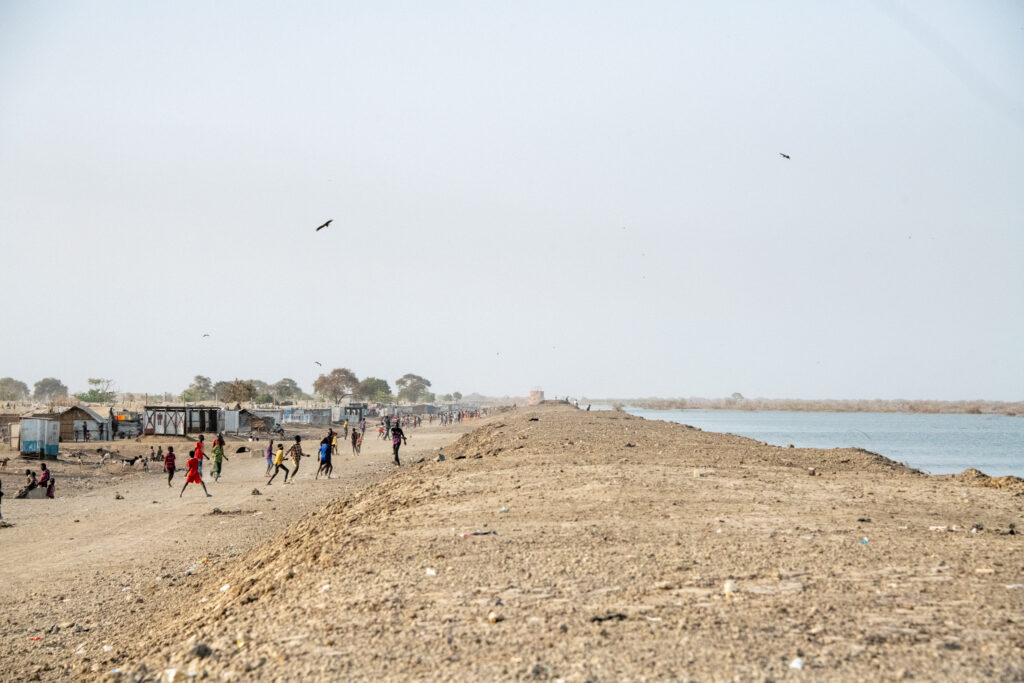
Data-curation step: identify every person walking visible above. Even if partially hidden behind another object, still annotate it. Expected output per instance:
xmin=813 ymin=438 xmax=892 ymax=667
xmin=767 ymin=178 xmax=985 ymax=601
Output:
xmin=164 ymin=446 xmax=176 ymax=487
xmin=350 ymin=428 xmax=359 ymax=456
xmin=265 ymin=439 xmax=275 ymax=477
xmin=211 ymin=440 xmax=228 ymax=482
xmin=194 ymin=434 xmax=209 ymax=478
xmin=390 ymin=424 xmax=407 ymax=466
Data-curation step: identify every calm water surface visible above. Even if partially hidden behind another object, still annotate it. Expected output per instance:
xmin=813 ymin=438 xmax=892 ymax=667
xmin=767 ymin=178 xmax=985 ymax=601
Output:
xmin=621 ymin=408 xmax=1024 ymax=477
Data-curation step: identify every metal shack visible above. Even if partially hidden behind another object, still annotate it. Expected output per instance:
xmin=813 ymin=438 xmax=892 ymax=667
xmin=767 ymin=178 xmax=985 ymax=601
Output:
xmin=224 ymin=409 xmax=271 ymax=434
xmin=282 ymin=407 xmax=331 ymax=426
xmin=19 ymin=418 xmax=60 ymax=457
xmin=144 ymin=406 xmax=224 ymax=436
xmin=339 ymin=403 xmax=367 ymax=423
xmin=251 ymin=409 xmax=283 ymax=432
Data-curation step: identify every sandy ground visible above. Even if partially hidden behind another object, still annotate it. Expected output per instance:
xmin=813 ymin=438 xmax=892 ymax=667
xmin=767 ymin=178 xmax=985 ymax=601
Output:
xmin=2 ymin=406 xmax=1023 ymax=682
xmin=0 ymin=419 xmax=477 ymax=681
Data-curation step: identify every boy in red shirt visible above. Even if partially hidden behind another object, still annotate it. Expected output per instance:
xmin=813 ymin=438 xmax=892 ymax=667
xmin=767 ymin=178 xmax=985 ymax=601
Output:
xmin=164 ymin=446 xmax=176 ymax=487
xmin=179 ymin=449 xmax=212 ymax=498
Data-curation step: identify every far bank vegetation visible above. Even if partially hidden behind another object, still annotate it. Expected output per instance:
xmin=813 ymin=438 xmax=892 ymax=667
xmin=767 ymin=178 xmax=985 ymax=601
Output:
xmin=592 ymin=396 xmax=1023 ymax=417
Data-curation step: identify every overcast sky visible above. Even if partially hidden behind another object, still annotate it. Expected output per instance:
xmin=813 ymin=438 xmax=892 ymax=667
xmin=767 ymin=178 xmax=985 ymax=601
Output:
xmin=1 ymin=1 xmax=1022 ymax=401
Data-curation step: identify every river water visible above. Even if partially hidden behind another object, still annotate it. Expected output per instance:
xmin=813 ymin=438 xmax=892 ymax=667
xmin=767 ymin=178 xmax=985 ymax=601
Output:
xmin=618 ymin=408 xmax=1024 ymax=477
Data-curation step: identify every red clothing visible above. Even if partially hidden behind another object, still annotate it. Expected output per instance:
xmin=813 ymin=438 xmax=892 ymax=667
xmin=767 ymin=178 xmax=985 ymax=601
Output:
xmin=185 ymin=456 xmax=202 ymax=484
xmin=164 ymin=452 xmax=176 ymax=472
xmin=194 ymin=441 xmax=205 ymax=459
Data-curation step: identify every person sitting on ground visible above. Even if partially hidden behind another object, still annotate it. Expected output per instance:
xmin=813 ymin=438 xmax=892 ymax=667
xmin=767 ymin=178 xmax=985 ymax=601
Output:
xmin=15 ymin=469 xmax=37 ymax=499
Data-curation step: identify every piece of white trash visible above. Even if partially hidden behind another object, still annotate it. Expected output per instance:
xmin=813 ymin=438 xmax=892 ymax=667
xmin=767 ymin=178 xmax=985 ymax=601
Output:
xmin=220 ymin=584 xmax=230 ymax=592
xmin=425 ymin=568 xmax=437 ymax=576
xmin=790 ymin=657 xmax=804 ymax=670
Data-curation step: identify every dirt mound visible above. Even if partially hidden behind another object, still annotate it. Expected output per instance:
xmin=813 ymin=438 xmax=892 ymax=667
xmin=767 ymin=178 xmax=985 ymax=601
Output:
xmin=950 ymin=468 xmax=1024 ymax=493
xmin=101 ymin=406 xmax=1023 ymax=681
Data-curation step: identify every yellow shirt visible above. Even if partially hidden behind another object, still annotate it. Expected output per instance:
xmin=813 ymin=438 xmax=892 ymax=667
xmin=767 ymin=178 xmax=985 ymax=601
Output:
xmin=332 ymin=436 xmax=338 ymax=447
xmin=273 ymin=446 xmax=285 ymax=466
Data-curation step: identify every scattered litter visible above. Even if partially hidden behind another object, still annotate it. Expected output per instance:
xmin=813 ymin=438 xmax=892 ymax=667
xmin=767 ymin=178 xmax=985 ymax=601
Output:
xmin=220 ymin=584 xmax=230 ymax=592
xmin=807 ymin=468 xmax=816 ymax=476
xmin=425 ymin=568 xmax=437 ymax=576
xmin=436 ymin=453 xmax=446 ymax=462
xmin=974 ymin=568 xmax=995 ymax=575
xmin=645 ymin=616 xmax=662 ymax=622
xmin=590 ymin=613 xmax=627 ymax=624
xmin=624 ymin=443 xmax=636 ymax=448
xmin=716 ymin=528 xmax=723 ymax=534
xmin=102 ymin=645 xmax=113 ymax=652
xmin=790 ymin=657 xmax=804 ymax=670
xmin=114 ymin=493 xmax=124 ymax=500
xmin=487 ymin=611 xmax=503 ymax=623
xmin=121 ymin=587 xmax=131 ymax=592
xmin=187 ymin=565 xmax=196 ymax=573
xmin=723 ymin=580 xmax=739 ymax=597
xmin=528 ymin=418 xmax=539 ymax=422
xmin=860 ymin=538 xmax=869 ymax=545
xmin=251 ymin=488 xmax=261 ymax=496
xmin=29 ymin=636 xmax=41 ymax=641
xmin=1006 ymin=584 xmax=1024 ymax=589
xmin=461 ymin=530 xmax=499 ymax=537
xmin=254 ymin=511 xmax=263 ymax=516
xmin=499 ymin=506 xmax=509 ymax=513
xmin=929 ymin=526 xmax=947 ymax=532
xmin=320 ymin=584 xmax=330 ymax=592
xmin=857 ymin=518 xmax=871 ymax=523
xmin=199 ymin=597 xmax=207 ymax=603
xmin=201 ymin=558 xmax=210 ymax=563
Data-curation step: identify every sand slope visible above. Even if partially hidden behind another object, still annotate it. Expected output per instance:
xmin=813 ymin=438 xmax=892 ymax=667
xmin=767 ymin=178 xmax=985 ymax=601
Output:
xmin=6 ymin=406 xmax=1023 ymax=681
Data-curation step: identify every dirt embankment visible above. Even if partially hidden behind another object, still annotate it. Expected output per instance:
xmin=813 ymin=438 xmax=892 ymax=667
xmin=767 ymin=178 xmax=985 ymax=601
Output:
xmin=17 ymin=406 xmax=1024 ymax=681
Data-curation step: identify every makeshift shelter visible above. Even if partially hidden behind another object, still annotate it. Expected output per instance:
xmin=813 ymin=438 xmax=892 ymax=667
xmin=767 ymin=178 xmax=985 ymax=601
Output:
xmin=281 ymin=407 xmax=331 ymax=426
xmin=224 ymin=409 xmax=269 ymax=434
xmin=144 ymin=406 xmax=223 ymax=436
xmin=57 ymin=405 xmax=112 ymax=442
xmin=19 ymin=418 xmax=60 ymax=457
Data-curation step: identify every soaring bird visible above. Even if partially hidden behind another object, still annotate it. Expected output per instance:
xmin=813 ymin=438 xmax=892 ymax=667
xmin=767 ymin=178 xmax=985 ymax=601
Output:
xmin=315 ymin=219 xmax=332 ymax=232
xmin=202 ymin=333 xmax=210 ymax=338
xmin=779 ymin=153 xmax=791 ymax=159
xmin=314 ymin=361 xmax=322 ymax=366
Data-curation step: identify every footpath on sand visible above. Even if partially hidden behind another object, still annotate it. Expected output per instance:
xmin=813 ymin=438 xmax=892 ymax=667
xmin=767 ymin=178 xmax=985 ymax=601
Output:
xmin=8 ymin=405 xmax=1024 ymax=681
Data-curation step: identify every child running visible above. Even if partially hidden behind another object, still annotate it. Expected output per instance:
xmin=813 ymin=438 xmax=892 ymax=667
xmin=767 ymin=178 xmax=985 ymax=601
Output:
xmin=164 ymin=446 xmax=176 ymax=487
xmin=211 ymin=440 xmax=228 ymax=481
xmin=179 ymin=449 xmax=212 ymax=498
xmin=316 ymin=438 xmax=332 ymax=479
xmin=267 ymin=442 xmax=288 ymax=485
xmin=287 ymin=435 xmax=306 ymax=479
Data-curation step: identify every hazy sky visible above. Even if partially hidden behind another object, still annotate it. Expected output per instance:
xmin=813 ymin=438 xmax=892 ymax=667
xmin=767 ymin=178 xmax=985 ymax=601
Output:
xmin=1 ymin=1 xmax=1022 ymax=401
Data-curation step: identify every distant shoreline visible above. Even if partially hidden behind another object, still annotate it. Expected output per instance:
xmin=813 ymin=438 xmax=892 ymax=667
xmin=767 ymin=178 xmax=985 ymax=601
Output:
xmin=586 ymin=397 xmax=1023 ymax=417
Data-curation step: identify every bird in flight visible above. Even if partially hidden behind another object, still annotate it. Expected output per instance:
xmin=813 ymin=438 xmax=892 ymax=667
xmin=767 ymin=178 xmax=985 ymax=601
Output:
xmin=315 ymin=219 xmax=332 ymax=232
xmin=779 ymin=153 xmax=791 ymax=159
xmin=314 ymin=361 xmax=322 ymax=366
xmin=202 ymin=333 xmax=210 ymax=338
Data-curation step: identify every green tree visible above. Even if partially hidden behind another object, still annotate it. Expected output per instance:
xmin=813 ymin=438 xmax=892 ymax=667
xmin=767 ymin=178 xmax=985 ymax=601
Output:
xmin=395 ymin=373 xmax=432 ymax=403
xmin=421 ymin=391 xmax=436 ymax=403
xmin=272 ymin=378 xmax=302 ymax=401
xmin=225 ymin=379 xmax=256 ymax=403
xmin=182 ymin=375 xmax=213 ymax=402
xmin=0 ymin=377 xmax=29 ymax=401
xmin=212 ymin=381 xmax=233 ymax=401
xmin=74 ymin=377 xmax=117 ymax=403
xmin=313 ymin=368 xmax=359 ymax=403
xmin=440 ymin=393 xmax=453 ymax=402
xmin=33 ymin=377 xmax=68 ymax=401
xmin=452 ymin=391 xmax=463 ymax=401
xmin=355 ymin=377 xmax=392 ymax=402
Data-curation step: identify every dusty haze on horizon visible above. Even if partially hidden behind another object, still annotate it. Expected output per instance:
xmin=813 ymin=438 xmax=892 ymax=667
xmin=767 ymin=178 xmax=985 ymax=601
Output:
xmin=1 ymin=1 xmax=1022 ymax=401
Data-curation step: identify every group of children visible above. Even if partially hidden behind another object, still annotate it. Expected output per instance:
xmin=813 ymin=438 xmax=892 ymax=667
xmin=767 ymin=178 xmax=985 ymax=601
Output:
xmin=13 ymin=465 xmax=55 ymax=499
xmin=169 ymin=433 xmax=229 ymax=498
